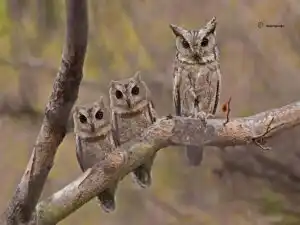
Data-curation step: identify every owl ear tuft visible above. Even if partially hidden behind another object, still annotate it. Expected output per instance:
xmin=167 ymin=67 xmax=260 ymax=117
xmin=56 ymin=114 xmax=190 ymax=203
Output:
xmin=98 ymin=96 xmax=104 ymax=103
xmin=204 ymin=17 xmax=217 ymax=35
xmin=169 ymin=24 xmax=186 ymax=37
xmin=94 ymin=95 xmax=106 ymax=109
xmin=73 ymin=105 xmax=79 ymax=113
xmin=110 ymin=80 xmax=118 ymax=88
xmin=73 ymin=105 xmax=83 ymax=117
xmin=133 ymin=71 xmax=141 ymax=82
xmin=94 ymin=96 xmax=104 ymax=107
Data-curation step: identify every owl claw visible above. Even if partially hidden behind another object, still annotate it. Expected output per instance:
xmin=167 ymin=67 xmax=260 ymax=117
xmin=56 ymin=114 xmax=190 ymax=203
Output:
xmin=195 ymin=112 xmax=214 ymax=119
xmin=205 ymin=113 xmax=215 ymax=119
xmin=194 ymin=112 xmax=214 ymax=126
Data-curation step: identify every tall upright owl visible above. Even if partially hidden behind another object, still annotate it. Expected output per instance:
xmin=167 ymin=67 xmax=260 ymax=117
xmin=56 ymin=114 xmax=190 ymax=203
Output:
xmin=170 ymin=17 xmax=221 ymax=166
xmin=109 ymin=71 xmax=157 ymax=188
xmin=73 ymin=97 xmax=119 ymax=213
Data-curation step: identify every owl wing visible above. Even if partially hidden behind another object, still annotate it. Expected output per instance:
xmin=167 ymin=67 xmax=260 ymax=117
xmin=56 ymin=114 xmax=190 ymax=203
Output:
xmin=147 ymin=100 xmax=157 ymax=123
xmin=75 ymin=135 xmax=86 ymax=172
xmin=111 ymin=111 xmax=121 ymax=147
xmin=211 ymin=69 xmax=221 ymax=114
xmin=183 ymin=86 xmax=197 ymax=117
xmin=173 ymin=68 xmax=182 ymax=116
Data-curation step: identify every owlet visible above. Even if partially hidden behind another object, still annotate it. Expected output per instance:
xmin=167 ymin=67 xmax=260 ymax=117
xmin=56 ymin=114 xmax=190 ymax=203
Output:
xmin=170 ymin=17 xmax=221 ymax=166
xmin=73 ymin=97 xmax=119 ymax=213
xmin=109 ymin=71 xmax=158 ymax=188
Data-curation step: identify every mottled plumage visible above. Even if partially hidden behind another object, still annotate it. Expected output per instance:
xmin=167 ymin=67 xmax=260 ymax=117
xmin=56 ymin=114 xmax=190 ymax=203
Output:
xmin=170 ymin=17 xmax=221 ymax=166
xmin=73 ymin=97 xmax=118 ymax=213
xmin=109 ymin=72 xmax=157 ymax=188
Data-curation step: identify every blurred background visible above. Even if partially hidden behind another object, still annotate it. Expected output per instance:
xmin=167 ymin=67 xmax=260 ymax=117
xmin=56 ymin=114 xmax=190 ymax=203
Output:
xmin=1 ymin=0 xmax=300 ymax=224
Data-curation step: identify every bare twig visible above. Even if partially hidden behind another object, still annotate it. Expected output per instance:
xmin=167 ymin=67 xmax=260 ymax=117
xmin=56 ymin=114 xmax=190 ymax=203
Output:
xmin=252 ymin=117 xmax=284 ymax=150
xmin=0 ymin=0 xmax=88 ymax=224
xmin=222 ymin=96 xmax=232 ymax=126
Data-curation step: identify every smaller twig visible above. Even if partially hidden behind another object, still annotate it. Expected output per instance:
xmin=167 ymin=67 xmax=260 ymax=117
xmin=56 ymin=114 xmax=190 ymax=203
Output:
xmin=253 ymin=139 xmax=271 ymax=150
xmin=222 ymin=97 xmax=232 ymax=126
xmin=252 ymin=117 xmax=279 ymax=150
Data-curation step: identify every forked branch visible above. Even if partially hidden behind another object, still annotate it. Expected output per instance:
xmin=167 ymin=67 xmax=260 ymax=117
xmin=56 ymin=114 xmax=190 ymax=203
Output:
xmin=35 ymin=101 xmax=300 ymax=224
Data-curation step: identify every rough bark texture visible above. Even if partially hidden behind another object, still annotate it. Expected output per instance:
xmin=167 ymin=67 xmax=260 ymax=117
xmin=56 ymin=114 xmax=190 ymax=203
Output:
xmin=0 ymin=0 xmax=88 ymax=224
xmin=35 ymin=101 xmax=300 ymax=224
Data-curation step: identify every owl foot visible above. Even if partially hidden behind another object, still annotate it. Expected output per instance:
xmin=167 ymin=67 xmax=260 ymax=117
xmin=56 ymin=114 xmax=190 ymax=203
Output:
xmin=132 ymin=165 xmax=152 ymax=188
xmin=97 ymin=190 xmax=116 ymax=213
xmin=195 ymin=112 xmax=214 ymax=121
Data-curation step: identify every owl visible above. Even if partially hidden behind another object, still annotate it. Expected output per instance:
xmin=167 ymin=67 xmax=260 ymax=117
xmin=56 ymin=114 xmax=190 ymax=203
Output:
xmin=109 ymin=71 xmax=157 ymax=188
xmin=170 ymin=17 xmax=221 ymax=166
xmin=73 ymin=97 xmax=119 ymax=213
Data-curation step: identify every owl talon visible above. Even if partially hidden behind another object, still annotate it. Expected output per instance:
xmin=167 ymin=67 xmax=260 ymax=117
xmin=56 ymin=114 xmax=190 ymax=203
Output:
xmin=206 ymin=113 xmax=215 ymax=119
xmin=195 ymin=112 xmax=206 ymax=119
xmin=195 ymin=112 xmax=214 ymax=120
xmin=186 ymin=112 xmax=195 ymax=118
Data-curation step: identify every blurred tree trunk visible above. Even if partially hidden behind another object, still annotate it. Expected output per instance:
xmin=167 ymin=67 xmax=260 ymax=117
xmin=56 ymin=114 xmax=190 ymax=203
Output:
xmin=35 ymin=0 xmax=58 ymax=41
xmin=7 ymin=0 xmax=37 ymax=113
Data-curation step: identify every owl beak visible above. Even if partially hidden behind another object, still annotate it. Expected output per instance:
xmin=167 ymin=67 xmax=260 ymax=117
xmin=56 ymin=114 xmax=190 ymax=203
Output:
xmin=126 ymin=99 xmax=131 ymax=108
xmin=90 ymin=124 xmax=95 ymax=132
xmin=193 ymin=53 xmax=202 ymax=62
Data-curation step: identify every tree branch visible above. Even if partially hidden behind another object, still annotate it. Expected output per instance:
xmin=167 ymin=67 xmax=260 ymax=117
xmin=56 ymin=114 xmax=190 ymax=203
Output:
xmin=0 ymin=0 xmax=88 ymax=224
xmin=34 ymin=101 xmax=300 ymax=224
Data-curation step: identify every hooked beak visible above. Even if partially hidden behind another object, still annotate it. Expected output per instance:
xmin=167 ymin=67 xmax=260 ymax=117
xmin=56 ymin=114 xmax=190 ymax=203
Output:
xmin=193 ymin=53 xmax=202 ymax=62
xmin=90 ymin=124 xmax=95 ymax=133
xmin=126 ymin=99 xmax=131 ymax=108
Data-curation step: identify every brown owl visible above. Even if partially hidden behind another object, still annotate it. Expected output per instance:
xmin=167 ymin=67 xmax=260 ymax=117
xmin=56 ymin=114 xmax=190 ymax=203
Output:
xmin=170 ymin=17 xmax=221 ymax=166
xmin=109 ymin=71 xmax=158 ymax=188
xmin=73 ymin=97 xmax=119 ymax=213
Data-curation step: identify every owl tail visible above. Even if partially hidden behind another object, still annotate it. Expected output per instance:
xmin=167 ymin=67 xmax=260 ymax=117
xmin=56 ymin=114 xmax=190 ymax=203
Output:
xmin=132 ymin=154 xmax=156 ymax=188
xmin=185 ymin=146 xmax=204 ymax=166
xmin=132 ymin=165 xmax=152 ymax=188
xmin=96 ymin=189 xmax=116 ymax=213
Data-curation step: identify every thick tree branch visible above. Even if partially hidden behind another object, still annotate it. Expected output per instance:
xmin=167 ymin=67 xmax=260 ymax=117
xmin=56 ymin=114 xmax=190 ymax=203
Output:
xmin=0 ymin=0 xmax=88 ymax=224
xmin=34 ymin=101 xmax=300 ymax=224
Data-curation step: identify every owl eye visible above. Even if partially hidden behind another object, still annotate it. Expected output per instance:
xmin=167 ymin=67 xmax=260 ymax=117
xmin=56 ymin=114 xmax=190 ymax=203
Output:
xmin=131 ymin=85 xmax=139 ymax=95
xmin=115 ymin=90 xmax=123 ymax=99
xmin=95 ymin=110 xmax=103 ymax=120
xmin=79 ymin=114 xmax=87 ymax=124
xmin=181 ymin=39 xmax=190 ymax=49
xmin=201 ymin=37 xmax=209 ymax=47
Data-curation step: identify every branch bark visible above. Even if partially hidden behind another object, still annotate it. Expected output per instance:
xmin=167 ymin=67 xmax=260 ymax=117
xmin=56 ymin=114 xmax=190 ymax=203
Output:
xmin=34 ymin=101 xmax=300 ymax=224
xmin=0 ymin=0 xmax=88 ymax=224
